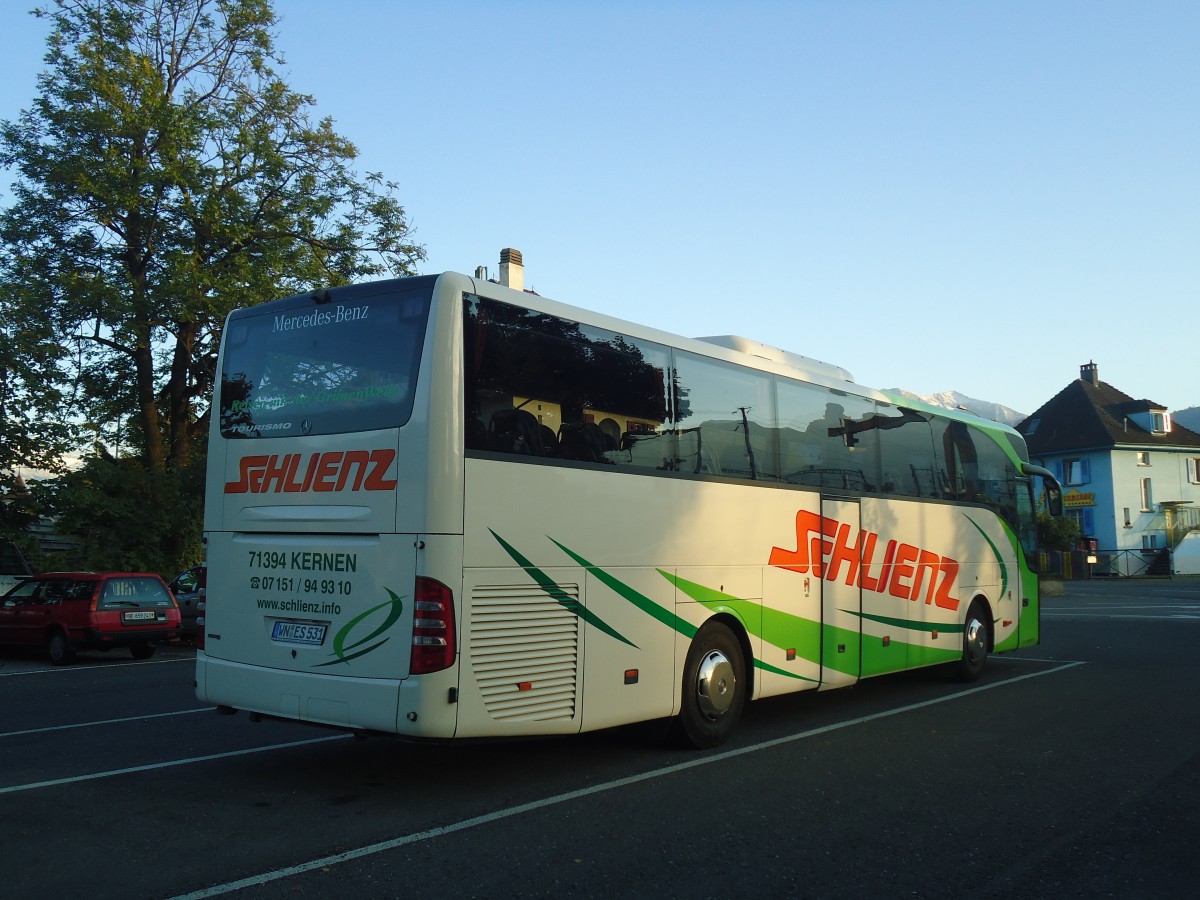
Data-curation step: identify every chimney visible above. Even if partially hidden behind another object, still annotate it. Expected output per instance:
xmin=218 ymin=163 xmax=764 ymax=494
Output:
xmin=1080 ymin=360 xmax=1099 ymax=386
xmin=499 ymin=248 xmax=524 ymax=292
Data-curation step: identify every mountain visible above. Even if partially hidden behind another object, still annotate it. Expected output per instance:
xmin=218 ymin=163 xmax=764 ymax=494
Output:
xmin=1175 ymin=407 xmax=1200 ymax=432
xmin=883 ymin=388 xmax=1026 ymax=427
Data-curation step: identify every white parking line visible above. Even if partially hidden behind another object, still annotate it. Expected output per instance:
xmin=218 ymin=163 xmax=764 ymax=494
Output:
xmin=165 ymin=660 xmax=1086 ymax=900
xmin=0 ymin=656 xmax=193 ymax=677
xmin=0 ymin=707 xmax=211 ymax=739
xmin=1043 ymin=609 xmax=1200 ymax=621
xmin=0 ymin=735 xmax=351 ymax=795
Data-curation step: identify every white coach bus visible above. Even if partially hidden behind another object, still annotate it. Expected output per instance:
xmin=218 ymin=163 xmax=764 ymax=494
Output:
xmin=196 ymin=258 xmax=1061 ymax=748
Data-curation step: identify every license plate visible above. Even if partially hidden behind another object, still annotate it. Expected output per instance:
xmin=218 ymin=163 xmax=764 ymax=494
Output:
xmin=272 ymin=621 xmax=327 ymax=646
xmin=123 ymin=610 xmax=157 ymax=623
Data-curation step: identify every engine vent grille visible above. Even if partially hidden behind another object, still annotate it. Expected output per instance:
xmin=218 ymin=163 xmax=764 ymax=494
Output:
xmin=469 ymin=583 xmax=580 ymax=721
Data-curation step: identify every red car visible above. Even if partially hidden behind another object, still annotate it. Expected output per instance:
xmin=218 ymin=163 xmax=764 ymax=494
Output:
xmin=0 ymin=572 xmax=181 ymax=664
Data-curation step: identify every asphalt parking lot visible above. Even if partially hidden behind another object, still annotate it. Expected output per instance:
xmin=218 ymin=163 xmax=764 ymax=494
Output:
xmin=2 ymin=578 xmax=1199 ymax=899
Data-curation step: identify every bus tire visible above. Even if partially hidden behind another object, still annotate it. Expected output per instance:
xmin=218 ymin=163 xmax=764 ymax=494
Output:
xmin=956 ymin=599 xmax=989 ymax=682
xmin=673 ymin=621 xmax=746 ymax=749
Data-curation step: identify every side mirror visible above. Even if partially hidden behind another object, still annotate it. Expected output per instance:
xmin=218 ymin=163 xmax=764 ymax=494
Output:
xmin=1046 ymin=480 xmax=1063 ymax=517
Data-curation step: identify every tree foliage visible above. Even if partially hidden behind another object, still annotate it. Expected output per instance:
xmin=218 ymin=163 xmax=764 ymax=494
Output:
xmin=1 ymin=279 xmax=73 ymax=487
xmin=1037 ymin=512 xmax=1080 ymax=552
xmin=0 ymin=0 xmax=424 ymax=570
xmin=38 ymin=451 xmax=206 ymax=573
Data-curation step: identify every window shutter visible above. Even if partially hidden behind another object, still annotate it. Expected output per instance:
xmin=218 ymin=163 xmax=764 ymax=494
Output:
xmin=1082 ymin=508 xmax=1095 ymax=536
xmin=1080 ymin=458 xmax=1090 ymax=483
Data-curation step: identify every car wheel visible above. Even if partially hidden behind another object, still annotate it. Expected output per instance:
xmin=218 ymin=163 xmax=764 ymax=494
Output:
xmin=956 ymin=600 xmax=989 ymax=682
xmin=48 ymin=629 xmax=75 ymax=665
xmin=130 ymin=643 xmax=156 ymax=660
xmin=672 ymin=621 xmax=746 ymax=749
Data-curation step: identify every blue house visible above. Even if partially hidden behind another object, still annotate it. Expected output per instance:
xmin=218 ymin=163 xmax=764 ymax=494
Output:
xmin=1017 ymin=362 xmax=1200 ymax=575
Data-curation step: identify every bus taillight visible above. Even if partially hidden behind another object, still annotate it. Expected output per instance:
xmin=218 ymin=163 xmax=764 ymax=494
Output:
xmin=410 ymin=576 xmax=456 ymax=674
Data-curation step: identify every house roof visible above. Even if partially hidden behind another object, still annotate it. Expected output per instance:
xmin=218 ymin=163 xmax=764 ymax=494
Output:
xmin=1018 ymin=376 xmax=1200 ymax=454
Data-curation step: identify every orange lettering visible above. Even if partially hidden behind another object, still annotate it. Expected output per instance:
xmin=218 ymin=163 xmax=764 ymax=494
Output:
xmin=769 ymin=509 xmax=824 ymax=574
xmin=888 ymin=543 xmax=919 ymax=600
xmin=934 ymin=559 xmax=960 ymax=611
xmin=770 ymin=510 xmax=963 ymax=612
xmin=826 ymin=523 xmax=862 ymax=586
xmin=365 ymin=449 xmax=399 ymax=490
xmin=911 ymin=549 xmax=942 ymax=605
xmin=223 ymin=448 xmax=399 ymax=494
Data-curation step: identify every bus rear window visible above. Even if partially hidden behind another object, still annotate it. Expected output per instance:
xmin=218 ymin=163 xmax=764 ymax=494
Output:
xmin=219 ymin=280 xmax=434 ymax=438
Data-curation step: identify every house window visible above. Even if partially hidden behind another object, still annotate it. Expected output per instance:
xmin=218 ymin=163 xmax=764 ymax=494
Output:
xmin=1140 ymin=477 xmax=1153 ymax=511
xmin=1136 ymin=451 xmax=1150 ymax=466
xmin=1142 ymin=533 xmax=1159 ymax=552
xmin=1188 ymin=458 xmax=1200 ymax=484
xmin=1151 ymin=412 xmax=1170 ymax=433
xmin=1123 ymin=507 xmax=1132 ymax=527
xmin=1064 ymin=457 xmax=1090 ymax=485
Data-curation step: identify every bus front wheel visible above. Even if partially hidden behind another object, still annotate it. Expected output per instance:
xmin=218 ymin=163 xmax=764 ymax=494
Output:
xmin=673 ymin=622 xmax=746 ymax=749
xmin=957 ymin=600 xmax=990 ymax=682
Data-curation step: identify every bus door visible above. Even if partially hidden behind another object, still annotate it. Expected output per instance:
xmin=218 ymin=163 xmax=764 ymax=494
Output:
xmin=820 ymin=497 xmax=861 ymax=690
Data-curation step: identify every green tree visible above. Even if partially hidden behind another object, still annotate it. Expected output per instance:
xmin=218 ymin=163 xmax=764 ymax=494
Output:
xmin=1037 ymin=512 xmax=1079 ymax=552
xmin=37 ymin=451 xmax=204 ymax=573
xmin=0 ymin=0 xmax=424 ymax=569
xmin=1 ymin=280 xmax=72 ymax=491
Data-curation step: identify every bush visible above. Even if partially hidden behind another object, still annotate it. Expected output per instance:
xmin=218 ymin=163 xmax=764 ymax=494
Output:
xmin=1038 ymin=513 xmax=1080 ymax=552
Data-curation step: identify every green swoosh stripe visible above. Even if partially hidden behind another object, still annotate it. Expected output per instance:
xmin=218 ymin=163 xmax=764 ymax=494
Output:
xmin=548 ymin=538 xmax=692 ymax=640
xmin=754 ymin=657 xmax=814 ymax=679
xmin=964 ymin=513 xmax=1008 ymax=597
xmin=661 ymin=570 xmax=817 ymax=683
xmin=315 ymin=588 xmax=405 ymax=667
xmin=843 ymin=608 xmax=965 ymax=634
xmin=490 ymin=530 xmax=637 ymax=648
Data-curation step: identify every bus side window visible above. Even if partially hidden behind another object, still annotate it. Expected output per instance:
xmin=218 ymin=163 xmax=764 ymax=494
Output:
xmin=777 ymin=380 xmax=878 ymax=492
xmin=673 ymin=352 xmax=776 ymax=481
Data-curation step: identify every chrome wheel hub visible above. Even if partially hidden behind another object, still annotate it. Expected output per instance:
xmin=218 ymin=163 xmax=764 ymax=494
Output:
xmin=695 ymin=649 xmax=736 ymax=719
xmin=964 ymin=616 xmax=986 ymax=666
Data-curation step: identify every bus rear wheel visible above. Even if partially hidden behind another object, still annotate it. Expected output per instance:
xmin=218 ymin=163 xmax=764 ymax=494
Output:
xmin=956 ymin=600 xmax=990 ymax=682
xmin=673 ymin=622 xmax=746 ymax=749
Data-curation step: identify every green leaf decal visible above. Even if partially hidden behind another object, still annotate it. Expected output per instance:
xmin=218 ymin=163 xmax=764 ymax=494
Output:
xmin=490 ymin=531 xmax=638 ymax=648
xmin=964 ymin=514 xmax=1008 ymax=597
xmin=844 ymin=608 xmax=965 ymax=634
xmin=663 ymin=570 xmax=817 ymax=682
xmin=549 ymin=538 xmax=693 ymax=639
xmin=315 ymin=588 xmax=405 ymax=667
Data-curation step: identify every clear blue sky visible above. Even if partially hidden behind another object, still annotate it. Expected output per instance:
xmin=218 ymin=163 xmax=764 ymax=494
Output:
xmin=2 ymin=1 xmax=1197 ymax=417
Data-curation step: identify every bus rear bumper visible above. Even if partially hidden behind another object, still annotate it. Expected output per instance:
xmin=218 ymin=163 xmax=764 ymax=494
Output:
xmin=196 ymin=651 xmax=421 ymax=736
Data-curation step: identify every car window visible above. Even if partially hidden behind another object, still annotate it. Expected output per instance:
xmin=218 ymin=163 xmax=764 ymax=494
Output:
xmin=41 ymin=581 xmax=69 ymax=604
xmin=3 ymin=580 xmax=40 ymax=603
xmin=64 ymin=581 xmax=95 ymax=602
xmin=99 ymin=578 xmax=172 ymax=609
xmin=173 ymin=570 xmax=199 ymax=593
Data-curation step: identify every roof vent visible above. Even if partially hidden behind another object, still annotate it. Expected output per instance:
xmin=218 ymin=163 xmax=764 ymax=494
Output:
xmin=1080 ymin=360 xmax=1099 ymax=386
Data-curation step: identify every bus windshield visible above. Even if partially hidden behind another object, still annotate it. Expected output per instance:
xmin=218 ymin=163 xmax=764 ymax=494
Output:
xmin=219 ymin=278 xmax=435 ymax=439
